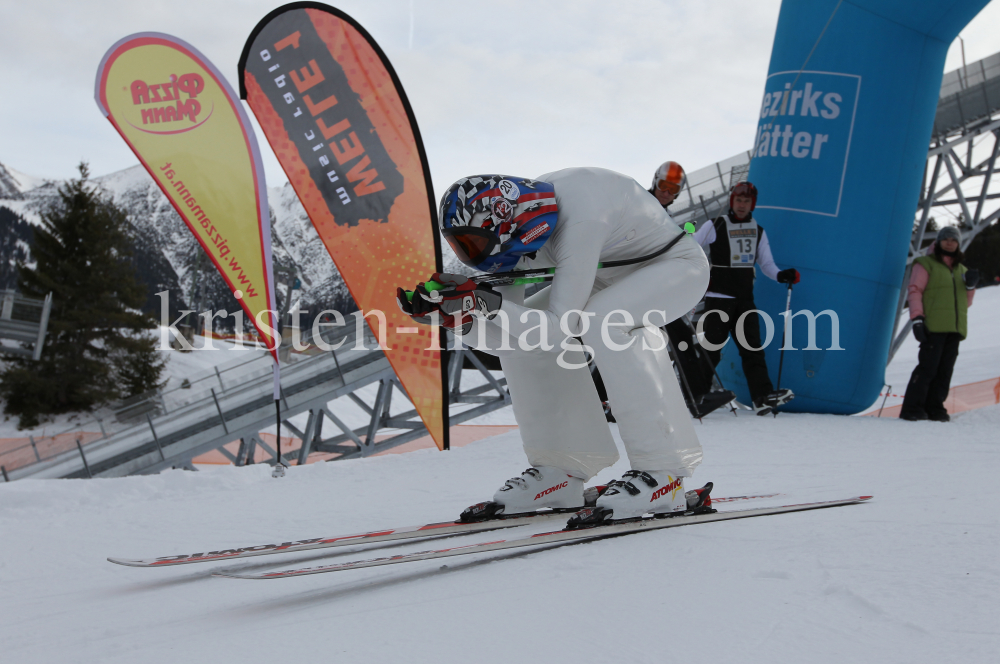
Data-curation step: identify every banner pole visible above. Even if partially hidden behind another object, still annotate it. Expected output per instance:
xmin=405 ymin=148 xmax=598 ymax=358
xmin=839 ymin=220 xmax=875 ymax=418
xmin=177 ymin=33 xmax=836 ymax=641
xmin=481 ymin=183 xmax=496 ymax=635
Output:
xmin=774 ymin=284 xmax=793 ymax=418
xmin=271 ymin=362 xmax=284 ymax=477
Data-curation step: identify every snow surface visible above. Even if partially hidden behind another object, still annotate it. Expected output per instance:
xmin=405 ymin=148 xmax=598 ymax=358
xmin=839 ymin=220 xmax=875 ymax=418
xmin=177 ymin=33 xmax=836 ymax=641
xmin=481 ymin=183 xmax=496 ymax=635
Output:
xmin=2 ymin=406 xmax=998 ymax=663
xmin=0 ymin=292 xmax=997 ymax=663
xmin=8 ymin=166 xmax=47 ymax=193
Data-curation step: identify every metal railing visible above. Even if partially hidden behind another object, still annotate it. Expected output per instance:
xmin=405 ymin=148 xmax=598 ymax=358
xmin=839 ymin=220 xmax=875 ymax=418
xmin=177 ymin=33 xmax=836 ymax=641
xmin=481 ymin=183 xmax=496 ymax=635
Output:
xmin=0 ymin=290 xmax=52 ymax=361
xmin=939 ymin=52 xmax=1000 ymax=98
xmin=935 ymin=52 xmax=1000 ymax=138
xmin=669 ymin=151 xmax=753 ymax=230
xmin=0 ymin=316 xmax=382 ymax=477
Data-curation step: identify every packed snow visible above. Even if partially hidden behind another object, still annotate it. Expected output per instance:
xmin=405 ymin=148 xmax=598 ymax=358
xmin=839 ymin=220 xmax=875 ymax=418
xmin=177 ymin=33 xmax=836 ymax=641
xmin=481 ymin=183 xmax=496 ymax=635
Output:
xmin=2 ymin=407 xmax=998 ymax=663
xmin=1 ymin=289 xmax=998 ymax=664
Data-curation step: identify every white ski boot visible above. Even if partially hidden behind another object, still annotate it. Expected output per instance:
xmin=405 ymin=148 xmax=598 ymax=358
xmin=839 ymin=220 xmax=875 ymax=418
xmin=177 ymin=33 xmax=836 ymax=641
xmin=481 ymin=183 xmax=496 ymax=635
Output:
xmin=462 ymin=467 xmax=585 ymax=521
xmin=568 ymin=480 xmax=714 ymax=529
xmin=593 ymin=470 xmax=685 ymax=521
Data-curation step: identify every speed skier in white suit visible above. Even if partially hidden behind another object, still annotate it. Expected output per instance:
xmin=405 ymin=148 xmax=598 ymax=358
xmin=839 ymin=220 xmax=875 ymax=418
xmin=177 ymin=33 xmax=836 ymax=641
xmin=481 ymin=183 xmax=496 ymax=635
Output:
xmin=397 ymin=167 xmax=710 ymax=521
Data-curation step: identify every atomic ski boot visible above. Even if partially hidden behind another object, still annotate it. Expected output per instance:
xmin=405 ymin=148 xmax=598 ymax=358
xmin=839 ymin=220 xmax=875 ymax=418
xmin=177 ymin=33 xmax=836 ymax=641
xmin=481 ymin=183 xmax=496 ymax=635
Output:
xmin=593 ymin=470 xmax=686 ymax=521
xmin=567 ymin=481 xmax=715 ymax=529
xmin=460 ymin=467 xmax=585 ymax=522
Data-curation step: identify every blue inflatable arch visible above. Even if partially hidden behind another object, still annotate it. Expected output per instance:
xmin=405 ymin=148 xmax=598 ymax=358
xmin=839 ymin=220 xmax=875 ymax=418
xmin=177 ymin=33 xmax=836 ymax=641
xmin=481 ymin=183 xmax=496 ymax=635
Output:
xmin=717 ymin=0 xmax=992 ymax=414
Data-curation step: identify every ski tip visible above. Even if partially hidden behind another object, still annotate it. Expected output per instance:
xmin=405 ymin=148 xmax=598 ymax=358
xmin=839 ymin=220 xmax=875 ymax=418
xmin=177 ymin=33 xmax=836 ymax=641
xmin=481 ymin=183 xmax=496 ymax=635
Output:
xmin=107 ymin=557 xmax=145 ymax=567
xmin=858 ymin=495 xmax=873 ymax=501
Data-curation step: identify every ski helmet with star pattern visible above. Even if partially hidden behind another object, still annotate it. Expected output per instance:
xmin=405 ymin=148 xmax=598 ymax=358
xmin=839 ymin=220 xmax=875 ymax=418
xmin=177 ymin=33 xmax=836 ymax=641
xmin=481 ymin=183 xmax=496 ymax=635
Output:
xmin=438 ymin=175 xmax=559 ymax=273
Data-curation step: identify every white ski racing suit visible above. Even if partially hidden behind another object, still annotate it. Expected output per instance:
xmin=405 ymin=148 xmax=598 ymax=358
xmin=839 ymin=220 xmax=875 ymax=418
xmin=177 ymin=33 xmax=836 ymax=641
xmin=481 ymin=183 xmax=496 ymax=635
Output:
xmin=464 ymin=167 xmax=710 ymax=480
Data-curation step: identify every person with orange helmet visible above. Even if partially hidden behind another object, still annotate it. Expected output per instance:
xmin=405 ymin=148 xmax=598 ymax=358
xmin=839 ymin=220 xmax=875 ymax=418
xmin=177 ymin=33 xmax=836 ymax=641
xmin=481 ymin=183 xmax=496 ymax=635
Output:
xmin=650 ymin=160 xmax=686 ymax=208
xmin=692 ymin=181 xmax=798 ymax=415
xmin=642 ymin=161 xmax=735 ymax=417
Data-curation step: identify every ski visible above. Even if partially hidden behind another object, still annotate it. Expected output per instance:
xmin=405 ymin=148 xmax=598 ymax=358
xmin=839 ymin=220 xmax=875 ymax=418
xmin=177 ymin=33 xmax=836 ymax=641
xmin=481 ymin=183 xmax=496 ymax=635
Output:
xmin=215 ymin=496 xmax=871 ymax=580
xmin=107 ymin=511 xmax=569 ymax=568
xmin=107 ymin=492 xmax=781 ymax=568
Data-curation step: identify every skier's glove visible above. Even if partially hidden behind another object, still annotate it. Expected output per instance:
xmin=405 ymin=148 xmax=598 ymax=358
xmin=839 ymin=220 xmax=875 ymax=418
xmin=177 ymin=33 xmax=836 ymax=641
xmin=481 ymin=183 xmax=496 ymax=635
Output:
xmin=777 ymin=268 xmax=800 ymax=284
xmin=964 ymin=269 xmax=980 ymax=290
xmin=911 ymin=316 xmax=928 ymax=344
xmin=395 ymin=284 xmax=435 ymax=327
xmin=396 ymin=273 xmax=502 ymax=334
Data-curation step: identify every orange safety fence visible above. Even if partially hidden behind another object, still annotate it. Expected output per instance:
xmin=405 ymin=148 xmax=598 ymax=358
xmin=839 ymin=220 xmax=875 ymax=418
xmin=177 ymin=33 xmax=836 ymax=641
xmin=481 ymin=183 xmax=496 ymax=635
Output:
xmin=863 ymin=376 xmax=1000 ymax=418
xmin=0 ymin=422 xmax=518 ymax=476
xmin=0 ymin=431 xmax=105 ymax=474
xmin=192 ymin=425 xmax=519 ymax=465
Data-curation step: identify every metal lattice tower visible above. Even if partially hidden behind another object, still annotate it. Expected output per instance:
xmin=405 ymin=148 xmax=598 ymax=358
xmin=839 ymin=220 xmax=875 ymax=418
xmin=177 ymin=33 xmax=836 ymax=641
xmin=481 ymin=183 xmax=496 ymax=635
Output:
xmin=888 ymin=50 xmax=1000 ymax=363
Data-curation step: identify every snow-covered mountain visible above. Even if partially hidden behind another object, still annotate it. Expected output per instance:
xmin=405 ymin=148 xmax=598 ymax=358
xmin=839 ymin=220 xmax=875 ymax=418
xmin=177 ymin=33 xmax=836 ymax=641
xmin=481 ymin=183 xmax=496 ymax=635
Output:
xmin=0 ymin=162 xmax=48 ymax=199
xmin=0 ymin=160 xmax=358 ymax=326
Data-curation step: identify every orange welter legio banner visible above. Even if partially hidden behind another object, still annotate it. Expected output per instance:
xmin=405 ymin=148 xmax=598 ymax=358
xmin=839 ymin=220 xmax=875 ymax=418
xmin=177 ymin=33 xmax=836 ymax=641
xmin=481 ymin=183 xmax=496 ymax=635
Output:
xmin=238 ymin=3 xmax=449 ymax=450
xmin=95 ymin=33 xmax=279 ymax=362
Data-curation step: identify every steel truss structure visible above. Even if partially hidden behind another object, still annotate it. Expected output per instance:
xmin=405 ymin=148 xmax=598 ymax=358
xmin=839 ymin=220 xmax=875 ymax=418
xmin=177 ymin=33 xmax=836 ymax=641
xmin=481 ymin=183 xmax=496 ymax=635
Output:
xmin=889 ymin=52 xmax=1000 ymax=363
xmin=247 ymin=345 xmax=510 ymax=465
xmin=7 ymin=322 xmax=509 ymax=480
xmin=127 ymin=341 xmax=510 ymax=474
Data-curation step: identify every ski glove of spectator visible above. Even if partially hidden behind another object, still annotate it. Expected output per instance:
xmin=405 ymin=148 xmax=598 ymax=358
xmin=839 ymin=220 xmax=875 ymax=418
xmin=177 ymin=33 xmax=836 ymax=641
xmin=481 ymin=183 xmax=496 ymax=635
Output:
xmin=777 ymin=268 xmax=800 ymax=284
xmin=964 ymin=269 xmax=980 ymax=290
xmin=911 ymin=316 xmax=928 ymax=344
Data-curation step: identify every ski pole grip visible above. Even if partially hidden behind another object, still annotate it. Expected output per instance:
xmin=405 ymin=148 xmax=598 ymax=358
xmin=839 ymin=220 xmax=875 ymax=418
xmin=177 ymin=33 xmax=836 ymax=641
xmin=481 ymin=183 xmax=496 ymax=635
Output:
xmin=404 ymin=280 xmax=444 ymax=302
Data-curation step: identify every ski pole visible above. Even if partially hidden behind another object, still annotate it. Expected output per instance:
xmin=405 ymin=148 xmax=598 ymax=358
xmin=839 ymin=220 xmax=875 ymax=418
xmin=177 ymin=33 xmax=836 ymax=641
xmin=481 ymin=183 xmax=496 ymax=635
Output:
xmin=404 ymin=271 xmax=553 ymax=302
xmin=673 ymin=348 xmax=703 ymax=420
xmin=404 ymin=223 xmax=696 ymax=301
xmin=773 ymin=283 xmax=793 ymax=417
xmin=683 ymin=313 xmax=738 ymax=416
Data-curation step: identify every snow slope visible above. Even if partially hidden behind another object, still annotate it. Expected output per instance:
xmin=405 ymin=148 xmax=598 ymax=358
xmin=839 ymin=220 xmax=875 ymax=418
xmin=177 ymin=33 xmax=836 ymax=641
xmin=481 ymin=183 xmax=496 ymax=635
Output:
xmin=1 ymin=406 xmax=999 ymax=663
xmin=0 ymin=163 xmax=46 ymax=198
xmin=1 ymin=290 xmax=997 ymax=664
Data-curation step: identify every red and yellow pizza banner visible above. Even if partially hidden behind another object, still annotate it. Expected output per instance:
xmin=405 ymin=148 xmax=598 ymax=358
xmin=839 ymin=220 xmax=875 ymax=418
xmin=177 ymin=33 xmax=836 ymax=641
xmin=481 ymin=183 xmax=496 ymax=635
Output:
xmin=239 ymin=4 xmax=448 ymax=450
xmin=95 ymin=33 xmax=279 ymax=360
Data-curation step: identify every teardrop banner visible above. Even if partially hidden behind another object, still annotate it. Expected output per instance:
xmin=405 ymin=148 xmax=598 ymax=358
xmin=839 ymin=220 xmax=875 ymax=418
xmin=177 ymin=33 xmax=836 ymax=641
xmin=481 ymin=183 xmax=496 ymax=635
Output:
xmin=238 ymin=3 xmax=449 ymax=450
xmin=95 ymin=33 xmax=280 ymax=362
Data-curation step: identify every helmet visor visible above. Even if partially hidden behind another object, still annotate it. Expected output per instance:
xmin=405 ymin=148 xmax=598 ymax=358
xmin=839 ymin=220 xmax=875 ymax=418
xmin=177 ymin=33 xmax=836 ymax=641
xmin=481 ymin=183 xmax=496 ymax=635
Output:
xmin=443 ymin=227 xmax=498 ymax=268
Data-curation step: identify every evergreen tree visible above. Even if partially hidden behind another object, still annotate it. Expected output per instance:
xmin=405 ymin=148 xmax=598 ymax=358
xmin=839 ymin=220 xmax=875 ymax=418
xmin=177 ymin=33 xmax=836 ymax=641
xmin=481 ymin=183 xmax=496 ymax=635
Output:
xmin=0 ymin=163 xmax=165 ymax=428
xmin=0 ymin=206 xmax=34 ymax=290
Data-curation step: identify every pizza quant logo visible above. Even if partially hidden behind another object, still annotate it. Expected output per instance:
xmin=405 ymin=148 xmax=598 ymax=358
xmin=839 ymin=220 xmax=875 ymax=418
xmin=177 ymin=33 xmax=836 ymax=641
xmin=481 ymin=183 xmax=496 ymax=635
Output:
xmin=127 ymin=73 xmax=211 ymax=133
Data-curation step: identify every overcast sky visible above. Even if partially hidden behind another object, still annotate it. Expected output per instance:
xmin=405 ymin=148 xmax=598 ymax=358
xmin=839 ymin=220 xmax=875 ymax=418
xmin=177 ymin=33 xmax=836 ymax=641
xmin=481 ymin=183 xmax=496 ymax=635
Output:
xmin=3 ymin=0 xmax=999 ymax=201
